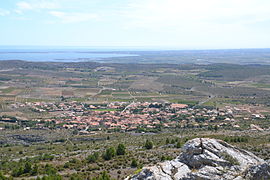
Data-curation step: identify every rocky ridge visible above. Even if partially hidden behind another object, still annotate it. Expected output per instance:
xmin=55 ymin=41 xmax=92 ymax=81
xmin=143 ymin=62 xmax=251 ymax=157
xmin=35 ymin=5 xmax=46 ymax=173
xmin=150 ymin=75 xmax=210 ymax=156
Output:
xmin=128 ymin=138 xmax=270 ymax=180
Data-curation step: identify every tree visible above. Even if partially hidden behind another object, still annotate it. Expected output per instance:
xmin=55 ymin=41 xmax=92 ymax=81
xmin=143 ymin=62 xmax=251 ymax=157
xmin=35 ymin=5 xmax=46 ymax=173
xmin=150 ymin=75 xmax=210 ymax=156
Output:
xmin=12 ymin=166 xmax=24 ymax=177
xmin=24 ymin=161 xmax=32 ymax=174
xmin=144 ymin=140 xmax=153 ymax=149
xmin=0 ymin=171 xmax=8 ymax=180
xmin=214 ymin=125 xmax=218 ymax=131
xmin=166 ymin=138 xmax=170 ymax=144
xmin=131 ymin=159 xmax=138 ymax=168
xmin=44 ymin=164 xmax=57 ymax=175
xmin=72 ymin=129 xmax=79 ymax=135
xmin=176 ymin=141 xmax=182 ymax=148
xmin=98 ymin=171 xmax=110 ymax=180
xmin=87 ymin=152 xmax=99 ymax=163
xmin=31 ymin=164 xmax=39 ymax=175
xmin=70 ymin=173 xmax=83 ymax=180
xmin=103 ymin=147 xmax=116 ymax=160
xmin=116 ymin=144 xmax=126 ymax=155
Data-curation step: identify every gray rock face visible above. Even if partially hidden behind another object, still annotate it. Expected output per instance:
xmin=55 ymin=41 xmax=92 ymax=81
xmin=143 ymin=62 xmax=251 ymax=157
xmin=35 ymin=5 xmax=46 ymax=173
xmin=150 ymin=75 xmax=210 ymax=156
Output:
xmin=244 ymin=161 xmax=270 ymax=180
xmin=128 ymin=138 xmax=270 ymax=180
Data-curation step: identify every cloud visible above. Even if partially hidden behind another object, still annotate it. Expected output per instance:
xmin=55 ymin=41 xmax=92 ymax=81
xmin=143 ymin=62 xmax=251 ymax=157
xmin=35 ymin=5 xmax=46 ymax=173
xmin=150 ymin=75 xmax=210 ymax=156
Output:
xmin=49 ymin=11 xmax=99 ymax=23
xmin=0 ymin=9 xmax=10 ymax=16
xmin=16 ymin=0 xmax=59 ymax=11
xmin=123 ymin=0 xmax=270 ymax=29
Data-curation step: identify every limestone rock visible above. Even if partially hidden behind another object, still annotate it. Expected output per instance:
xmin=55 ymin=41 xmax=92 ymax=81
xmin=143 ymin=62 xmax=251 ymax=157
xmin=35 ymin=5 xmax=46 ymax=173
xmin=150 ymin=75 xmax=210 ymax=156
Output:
xmin=128 ymin=138 xmax=270 ymax=180
xmin=243 ymin=161 xmax=270 ymax=180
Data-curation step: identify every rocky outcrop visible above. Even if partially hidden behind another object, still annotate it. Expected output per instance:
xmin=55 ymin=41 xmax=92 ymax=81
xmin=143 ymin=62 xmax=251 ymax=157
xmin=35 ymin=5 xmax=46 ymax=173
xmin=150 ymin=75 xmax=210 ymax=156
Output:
xmin=244 ymin=161 xmax=270 ymax=180
xmin=128 ymin=138 xmax=270 ymax=180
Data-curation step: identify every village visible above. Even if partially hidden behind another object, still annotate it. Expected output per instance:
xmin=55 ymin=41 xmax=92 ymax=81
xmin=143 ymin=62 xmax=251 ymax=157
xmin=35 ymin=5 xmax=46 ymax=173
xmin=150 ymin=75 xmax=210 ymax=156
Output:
xmin=7 ymin=101 xmax=268 ymax=133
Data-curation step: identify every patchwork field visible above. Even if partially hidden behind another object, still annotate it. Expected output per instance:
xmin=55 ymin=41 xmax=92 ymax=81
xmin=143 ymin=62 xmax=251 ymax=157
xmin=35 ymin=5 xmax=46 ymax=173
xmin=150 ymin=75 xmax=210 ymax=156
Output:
xmin=0 ymin=61 xmax=270 ymax=179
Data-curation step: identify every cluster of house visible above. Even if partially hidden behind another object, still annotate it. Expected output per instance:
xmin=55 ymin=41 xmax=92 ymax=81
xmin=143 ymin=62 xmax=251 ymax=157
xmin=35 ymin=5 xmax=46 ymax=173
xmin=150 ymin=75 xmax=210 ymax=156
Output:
xmin=10 ymin=101 xmax=265 ymax=132
xmin=11 ymin=101 xmax=89 ymax=113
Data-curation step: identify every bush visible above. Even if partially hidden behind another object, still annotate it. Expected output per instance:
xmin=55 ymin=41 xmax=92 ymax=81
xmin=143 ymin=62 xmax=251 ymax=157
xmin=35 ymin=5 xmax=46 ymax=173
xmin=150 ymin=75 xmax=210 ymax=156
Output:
xmin=161 ymin=155 xmax=173 ymax=161
xmin=176 ymin=141 xmax=182 ymax=148
xmin=0 ymin=171 xmax=8 ymax=180
xmin=12 ymin=166 xmax=24 ymax=177
xmin=131 ymin=159 xmax=138 ymax=168
xmin=11 ymin=161 xmax=34 ymax=177
xmin=31 ymin=164 xmax=38 ymax=176
xmin=87 ymin=152 xmax=99 ymax=163
xmin=70 ymin=173 xmax=84 ymax=180
xmin=144 ymin=140 xmax=153 ymax=149
xmin=221 ymin=152 xmax=240 ymax=166
xmin=116 ymin=144 xmax=126 ymax=155
xmin=224 ymin=136 xmax=249 ymax=143
xmin=23 ymin=161 xmax=32 ymax=174
xmin=39 ymin=154 xmax=54 ymax=161
xmin=44 ymin=164 xmax=57 ymax=175
xmin=103 ymin=147 xmax=116 ymax=160
xmin=91 ymin=171 xmax=111 ymax=180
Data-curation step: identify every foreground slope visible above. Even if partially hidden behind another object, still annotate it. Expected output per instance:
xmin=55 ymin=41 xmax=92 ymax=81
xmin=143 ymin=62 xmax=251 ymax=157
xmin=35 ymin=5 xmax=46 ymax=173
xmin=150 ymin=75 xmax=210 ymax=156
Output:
xmin=128 ymin=138 xmax=270 ymax=180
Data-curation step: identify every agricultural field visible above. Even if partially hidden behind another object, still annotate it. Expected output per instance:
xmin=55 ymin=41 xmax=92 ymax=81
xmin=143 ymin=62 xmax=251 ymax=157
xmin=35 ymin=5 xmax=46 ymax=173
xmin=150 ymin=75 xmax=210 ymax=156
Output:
xmin=0 ymin=60 xmax=270 ymax=179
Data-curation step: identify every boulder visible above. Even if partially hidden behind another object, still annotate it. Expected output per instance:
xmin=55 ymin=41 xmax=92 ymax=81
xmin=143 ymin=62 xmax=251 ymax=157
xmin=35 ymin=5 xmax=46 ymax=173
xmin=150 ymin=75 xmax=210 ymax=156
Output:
xmin=243 ymin=161 xmax=270 ymax=180
xmin=128 ymin=138 xmax=270 ymax=180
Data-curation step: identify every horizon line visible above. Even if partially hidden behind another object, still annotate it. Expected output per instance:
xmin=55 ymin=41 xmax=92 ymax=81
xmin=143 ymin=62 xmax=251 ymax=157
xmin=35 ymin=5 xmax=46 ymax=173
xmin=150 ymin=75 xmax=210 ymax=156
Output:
xmin=0 ymin=45 xmax=270 ymax=51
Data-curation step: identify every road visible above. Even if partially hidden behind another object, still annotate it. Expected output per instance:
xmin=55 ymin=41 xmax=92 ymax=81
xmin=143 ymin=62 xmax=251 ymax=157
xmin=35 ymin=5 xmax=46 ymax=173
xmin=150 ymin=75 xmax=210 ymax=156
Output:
xmin=191 ymin=87 xmax=215 ymax=106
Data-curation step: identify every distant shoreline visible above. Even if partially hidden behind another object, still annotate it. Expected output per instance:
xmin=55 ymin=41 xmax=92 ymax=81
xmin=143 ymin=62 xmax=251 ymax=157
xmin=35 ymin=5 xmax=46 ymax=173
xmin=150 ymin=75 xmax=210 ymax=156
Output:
xmin=0 ymin=48 xmax=270 ymax=64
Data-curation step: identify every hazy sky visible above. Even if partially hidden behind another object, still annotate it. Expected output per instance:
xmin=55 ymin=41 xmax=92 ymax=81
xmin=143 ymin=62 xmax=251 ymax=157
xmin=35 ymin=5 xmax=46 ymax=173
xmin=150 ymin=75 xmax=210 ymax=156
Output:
xmin=1 ymin=0 xmax=270 ymax=49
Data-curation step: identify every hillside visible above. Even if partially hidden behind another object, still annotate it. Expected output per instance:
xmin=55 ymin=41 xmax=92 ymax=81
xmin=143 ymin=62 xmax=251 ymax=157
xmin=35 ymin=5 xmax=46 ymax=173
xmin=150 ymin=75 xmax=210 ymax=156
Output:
xmin=129 ymin=138 xmax=270 ymax=180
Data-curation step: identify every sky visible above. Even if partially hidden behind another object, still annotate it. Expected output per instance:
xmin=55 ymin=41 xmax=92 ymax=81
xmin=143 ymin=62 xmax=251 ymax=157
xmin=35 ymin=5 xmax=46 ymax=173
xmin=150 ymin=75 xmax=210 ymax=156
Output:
xmin=1 ymin=0 xmax=270 ymax=49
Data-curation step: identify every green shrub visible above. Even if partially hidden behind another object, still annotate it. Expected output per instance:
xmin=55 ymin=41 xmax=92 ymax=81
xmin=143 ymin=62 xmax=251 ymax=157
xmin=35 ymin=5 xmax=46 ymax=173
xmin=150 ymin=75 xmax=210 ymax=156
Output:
xmin=39 ymin=154 xmax=54 ymax=161
xmin=161 ymin=155 xmax=173 ymax=161
xmin=131 ymin=159 xmax=138 ymax=168
xmin=23 ymin=161 xmax=32 ymax=174
xmin=70 ymin=173 xmax=84 ymax=180
xmin=0 ymin=171 xmax=8 ymax=180
xmin=12 ymin=166 xmax=24 ymax=177
xmin=116 ymin=144 xmax=126 ymax=155
xmin=176 ymin=141 xmax=182 ymax=148
xmin=44 ymin=164 xmax=57 ymax=175
xmin=87 ymin=152 xmax=99 ymax=163
xmin=144 ymin=140 xmax=153 ymax=149
xmin=221 ymin=152 xmax=240 ymax=166
xmin=91 ymin=171 xmax=111 ymax=180
xmin=31 ymin=164 xmax=38 ymax=176
xmin=103 ymin=147 xmax=116 ymax=160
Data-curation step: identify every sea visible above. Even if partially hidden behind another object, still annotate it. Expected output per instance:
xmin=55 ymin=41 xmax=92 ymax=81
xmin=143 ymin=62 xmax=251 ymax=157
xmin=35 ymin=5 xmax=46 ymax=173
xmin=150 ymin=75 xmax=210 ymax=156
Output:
xmin=1 ymin=46 xmax=270 ymax=64
xmin=0 ymin=46 xmax=138 ymax=62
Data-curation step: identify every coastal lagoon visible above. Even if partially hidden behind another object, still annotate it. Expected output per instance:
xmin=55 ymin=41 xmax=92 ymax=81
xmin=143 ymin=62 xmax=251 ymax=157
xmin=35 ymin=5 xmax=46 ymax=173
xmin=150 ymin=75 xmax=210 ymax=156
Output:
xmin=0 ymin=47 xmax=138 ymax=62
